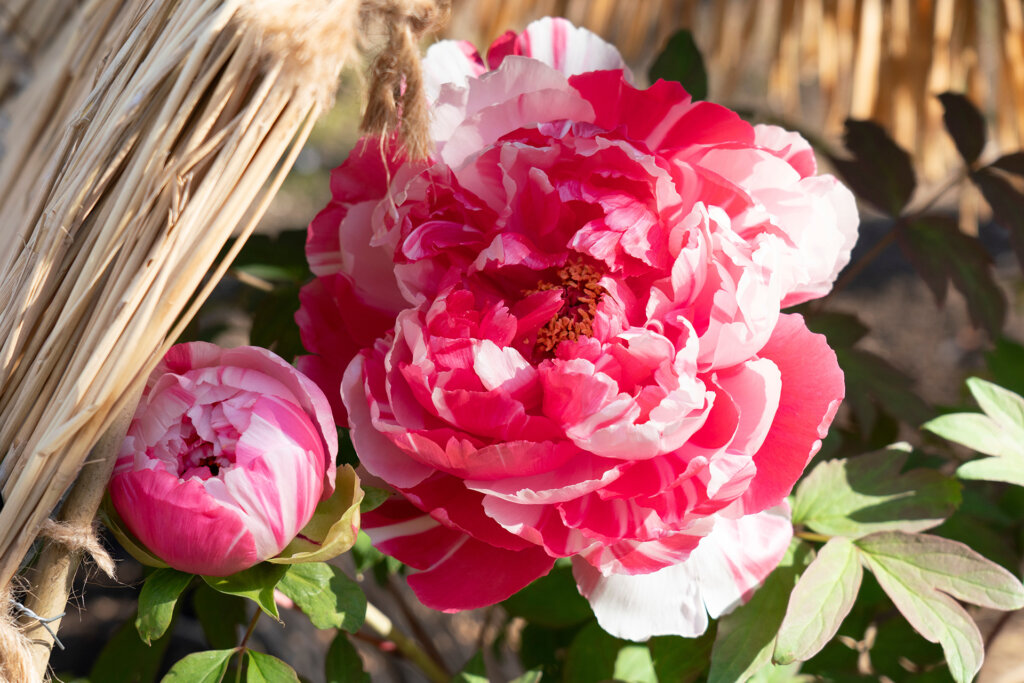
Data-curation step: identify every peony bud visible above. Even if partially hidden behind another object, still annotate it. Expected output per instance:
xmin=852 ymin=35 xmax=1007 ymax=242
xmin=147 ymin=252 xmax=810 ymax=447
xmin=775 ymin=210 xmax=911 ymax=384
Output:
xmin=108 ymin=342 xmax=340 ymax=576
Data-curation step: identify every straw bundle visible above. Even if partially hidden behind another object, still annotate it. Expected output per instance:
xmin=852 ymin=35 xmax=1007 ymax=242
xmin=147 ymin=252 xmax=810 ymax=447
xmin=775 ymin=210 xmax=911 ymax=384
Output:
xmin=449 ymin=0 xmax=1020 ymax=180
xmin=0 ymin=0 xmax=449 ymax=677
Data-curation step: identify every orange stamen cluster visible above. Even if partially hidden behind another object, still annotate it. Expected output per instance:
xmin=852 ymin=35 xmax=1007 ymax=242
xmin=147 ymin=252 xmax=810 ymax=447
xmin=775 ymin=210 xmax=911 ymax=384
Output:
xmin=530 ymin=261 xmax=605 ymax=355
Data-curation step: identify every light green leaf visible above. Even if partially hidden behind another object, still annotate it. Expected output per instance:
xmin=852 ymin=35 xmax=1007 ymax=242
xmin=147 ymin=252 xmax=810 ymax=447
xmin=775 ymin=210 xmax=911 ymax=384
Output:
xmin=160 ymin=649 xmax=237 ymax=683
xmin=270 ymin=465 xmax=362 ymax=564
xmin=136 ymin=568 xmax=193 ymax=645
xmin=857 ymin=539 xmax=983 ymax=683
xmin=245 ymin=651 xmax=299 ymax=683
xmin=509 ymin=670 xmax=543 ymax=683
xmin=855 ymin=531 xmax=1024 ymax=610
xmin=277 ymin=562 xmax=366 ymax=632
xmin=325 ymin=633 xmax=370 ymax=683
xmin=958 ymin=456 xmax=1024 ymax=486
xmin=613 ymin=644 xmax=657 ymax=683
xmin=924 ymin=412 xmax=1018 ymax=458
xmin=967 ymin=377 xmax=1024 ymax=441
xmin=773 ymin=537 xmax=862 ymax=665
xmin=708 ymin=541 xmax=814 ymax=683
xmin=748 ymin=662 xmax=814 ymax=682
xmin=203 ymin=563 xmax=288 ymax=620
xmin=791 ymin=446 xmax=960 ymax=537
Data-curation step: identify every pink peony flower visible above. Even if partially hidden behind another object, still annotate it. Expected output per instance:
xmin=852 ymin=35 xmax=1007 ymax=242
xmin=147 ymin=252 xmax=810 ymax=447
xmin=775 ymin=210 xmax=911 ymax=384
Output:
xmin=298 ymin=18 xmax=856 ymax=639
xmin=109 ymin=342 xmax=338 ymax=576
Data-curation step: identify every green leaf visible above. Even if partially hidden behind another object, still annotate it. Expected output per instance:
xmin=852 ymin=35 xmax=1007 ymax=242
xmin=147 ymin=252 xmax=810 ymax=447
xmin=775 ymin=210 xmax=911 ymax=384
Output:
xmin=502 ymin=562 xmax=592 ymax=629
xmin=986 ymin=337 xmax=1024 ymax=397
xmin=270 ymin=465 xmax=362 ymax=564
xmin=613 ymin=645 xmax=657 ymax=683
xmin=896 ymin=215 xmax=1005 ymax=337
xmin=648 ymin=29 xmax=708 ymax=101
xmin=802 ymin=311 xmax=869 ymax=348
xmin=99 ymin=497 xmax=169 ymax=569
xmin=855 ymin=531 xmax=1024 ymax=610
xmin=836 ymin=348 xmax=932 ymax=434
xmin=193 ymin=583 xmax=248 ymax=650
xmin=245 ymin=651 xmax=300 ymax=683
xmin=277 ymin=562 xmax=366 ymax=632
xmin=203 ymin=563 xmax=288 ymax=619
xmin=855 ymin=536 xmax=986 ymax=683
xmin=648 ymin=630 xmax=715 ymax=683
xmin=972 ymin=167 xmax=1024 ymax=272
xmin=359 ymin=485 xmax=390 ymax=514
xmin=160 ymin=649 xmax=238 ymax=683
xmin=325 ymin=633 xmax=370 ymax=683
xmin=924 ymin=412 xmax=1016 ymax=458
xmin=773 ymin=537 xmax=862 ymax=665
xmin=957 ymin=456 xmax=1024 ymax=486
xmin=91 ymin=613 xmax=172 ymax=683
xmin=136 ymin=568 xmax=193 ymax=645
xmin=937 ymin=92 xmax=986 ymax=164
xmin=828 ymin=119 xmax=916 ymax=216
xmin=748 ymin=662 xmax=814 ymax=682
xmin=708 ymin=541 xmax=814 ymax=683
xmin=967 ymin=377 xmax=1024 ymax=440
xmin=792 ymin=446 xmax=961 ymax=537
xmin=451 ymin=651 xmax=487 ymax=683
xmin=509 ymin=669 xmax=543 ymax=683
xmin=564 ymin=621 xmax=623 ymax=682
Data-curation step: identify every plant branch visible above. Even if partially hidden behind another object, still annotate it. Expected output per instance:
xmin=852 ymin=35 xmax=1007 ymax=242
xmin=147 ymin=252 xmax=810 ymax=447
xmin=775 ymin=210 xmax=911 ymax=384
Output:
xmin=364 ymin=601 xmax=449 ymax=683
xmin=240 ymin=609 xmax=261 ymax=650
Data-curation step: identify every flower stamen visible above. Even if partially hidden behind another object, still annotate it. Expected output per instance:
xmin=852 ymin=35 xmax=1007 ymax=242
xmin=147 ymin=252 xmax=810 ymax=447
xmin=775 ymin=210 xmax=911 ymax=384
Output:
xmin=530 ymin=261 xmax=605 ymax=354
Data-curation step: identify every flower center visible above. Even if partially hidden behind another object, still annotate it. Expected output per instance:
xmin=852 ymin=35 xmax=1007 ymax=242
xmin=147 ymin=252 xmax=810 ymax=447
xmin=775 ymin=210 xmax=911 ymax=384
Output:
xmin=530 ymin=261 xmax=605 ymax=354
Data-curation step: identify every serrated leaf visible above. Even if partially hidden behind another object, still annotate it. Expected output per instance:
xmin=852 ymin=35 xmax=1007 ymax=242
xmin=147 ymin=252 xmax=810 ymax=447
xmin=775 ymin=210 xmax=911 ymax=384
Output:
xmin=160 ymin=649 xmax=238 ymax=683
xmin=136 ymin=568 xmax=193 ymax=645
xmin=792 ymin=447 xmax=960 ymax=537
xmin=648 ymin=29 xmax=708 ymax=101
xmin=270 ymin=465 xmax=362 ymax=564
xmin=277 ymin=562 xmax=366 ymax=632
xmin=203 ymin=563 xmax=288 ymax=619
xmin=938 ymin=92 xmax=986 ymax=164
xmin=967 ymin=377 xmax=1024 ymax=440
xmin=924 ymin=412 xmax=1016 ymax=457
xmin=502 ymin=562 xmax=592 ymax=629
xmin=648 ymin=630 xmax=715 ymax=683
xmin=957 ymin=456 xmax=1024 ymax=486
xmin=896 ymin=215 xmax=1005 ymax=336
xmin=245 ymin=651 xmax=300 ymax=683
xmin=856 ymin=531 xmax=1024 ymax=610
xmin=855 ymin=535 xmax=988 ymax=683
xmin=708 ymin=541 xmax=814 ymax=683
xmin=990 ymin=151 xmax=1024 ymax=176
xmin=829 ymin=119 xmax=916 ymax=215
xmin=773 ymin=537 xmax=862 ymax=665
xmin=193 ymin=583 xmax=248 ymax=650
xmin=325 ymin=633 xmax=370 ymax=683
xmin=972 ymin=167 xmax=1024 ymax=272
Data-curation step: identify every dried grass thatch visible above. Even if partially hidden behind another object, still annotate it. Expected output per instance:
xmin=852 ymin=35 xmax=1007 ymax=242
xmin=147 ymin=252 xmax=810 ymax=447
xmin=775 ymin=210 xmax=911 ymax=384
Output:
xmin=449 ymin=0 xmax=1021 ymax=180
xmin=0 ymin=0 xmax=447 ymax=677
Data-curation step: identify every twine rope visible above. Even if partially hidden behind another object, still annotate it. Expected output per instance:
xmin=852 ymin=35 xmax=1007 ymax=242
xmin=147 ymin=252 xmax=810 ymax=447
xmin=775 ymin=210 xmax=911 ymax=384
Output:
xmin=0 ymin=585 xmax=34 ymax=683
xmin=37 ymin=519 xmax=116 ymax=580
xmin=360 ymin=0 xmax=452 ymax=159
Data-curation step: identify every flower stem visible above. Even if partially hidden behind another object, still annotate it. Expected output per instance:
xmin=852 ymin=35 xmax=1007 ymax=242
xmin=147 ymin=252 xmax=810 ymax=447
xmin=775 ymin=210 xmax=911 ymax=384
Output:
xmin=795 ymin=530 xmax=832 ymax=543
xmin=364 ymin=601 xmax=449 ymax=683
xmin=240 ymin=608 xmax=261 ymax=650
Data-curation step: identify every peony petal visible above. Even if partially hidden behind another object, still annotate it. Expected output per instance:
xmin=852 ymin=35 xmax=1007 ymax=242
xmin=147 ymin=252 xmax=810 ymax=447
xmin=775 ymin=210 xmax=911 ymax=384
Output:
xmin=422 ymin=40 xmax=487 ymax=103
xmin=487 ymin=17 xmax=631 ymax=80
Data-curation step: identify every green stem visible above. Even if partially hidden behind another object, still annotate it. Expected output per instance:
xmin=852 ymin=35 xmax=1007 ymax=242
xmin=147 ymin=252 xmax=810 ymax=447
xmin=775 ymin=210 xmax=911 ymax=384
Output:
xmin=364 ymin=602 xmax=449 ymax=683
xmin=235 ymin=609 xmax=261 ymax=683
xmin=795 ymin=530 xmax=832 ymax=543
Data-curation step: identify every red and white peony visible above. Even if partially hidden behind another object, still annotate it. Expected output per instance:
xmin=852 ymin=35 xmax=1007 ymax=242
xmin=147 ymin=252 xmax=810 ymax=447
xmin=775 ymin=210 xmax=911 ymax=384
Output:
xmin=298 ymin=18 xmax=856 ymax=639
xmin=109 ymin=343 xmax=338 ymax=576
